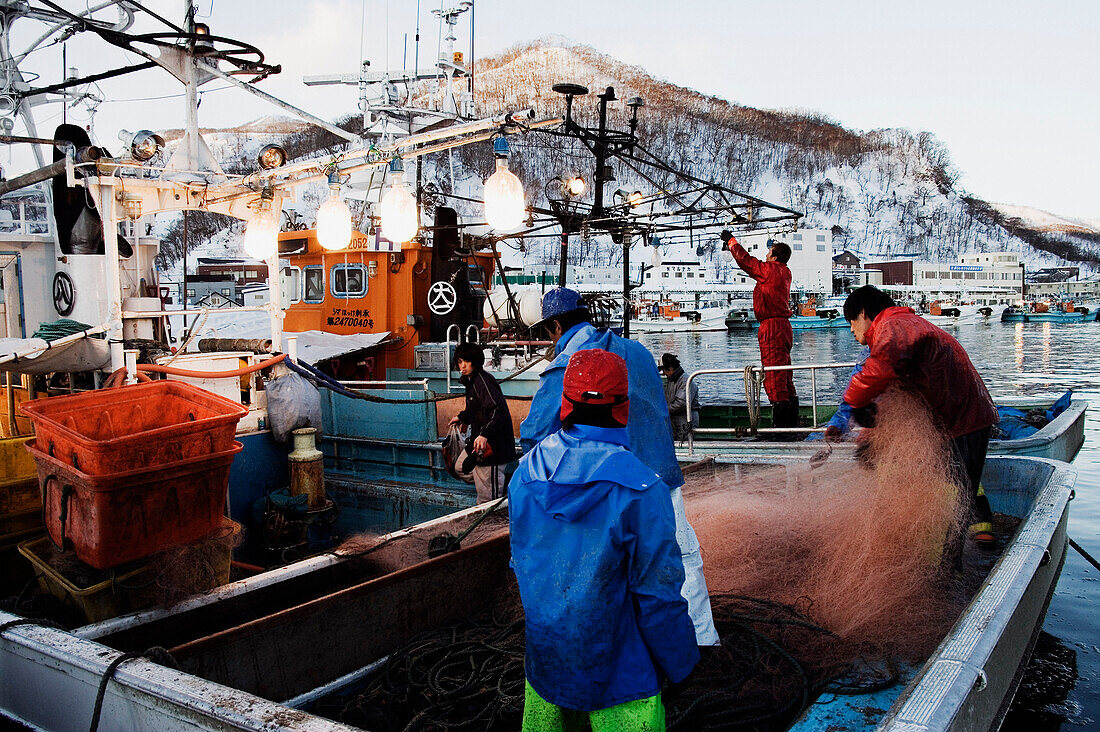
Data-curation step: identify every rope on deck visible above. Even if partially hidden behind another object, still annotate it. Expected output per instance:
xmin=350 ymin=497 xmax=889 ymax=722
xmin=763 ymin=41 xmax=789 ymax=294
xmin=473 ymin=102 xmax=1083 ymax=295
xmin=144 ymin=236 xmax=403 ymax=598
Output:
xmin=320 ymin=590 xmax=863 ymax=731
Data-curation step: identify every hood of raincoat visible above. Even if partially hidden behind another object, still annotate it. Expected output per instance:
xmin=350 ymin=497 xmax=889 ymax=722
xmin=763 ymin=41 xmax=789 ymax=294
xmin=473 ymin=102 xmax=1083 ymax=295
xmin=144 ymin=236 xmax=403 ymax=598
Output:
xmin=517 ymin=424 xmax=659 ymax=522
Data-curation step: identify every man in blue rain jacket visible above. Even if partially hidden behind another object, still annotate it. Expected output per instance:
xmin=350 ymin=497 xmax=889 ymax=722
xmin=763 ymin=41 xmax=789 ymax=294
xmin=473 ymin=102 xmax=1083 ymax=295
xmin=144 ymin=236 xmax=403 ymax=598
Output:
xmin=511 ymin=348 xmax=699 ymax=729
xmin=520 ymin=287 xmax=719 ymax=647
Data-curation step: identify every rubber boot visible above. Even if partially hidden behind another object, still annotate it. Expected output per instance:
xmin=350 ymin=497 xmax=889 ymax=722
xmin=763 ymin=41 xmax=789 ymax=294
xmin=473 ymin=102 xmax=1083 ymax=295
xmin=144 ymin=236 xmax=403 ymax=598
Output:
xmin=772 ymin=396 xmax=800 ymax=439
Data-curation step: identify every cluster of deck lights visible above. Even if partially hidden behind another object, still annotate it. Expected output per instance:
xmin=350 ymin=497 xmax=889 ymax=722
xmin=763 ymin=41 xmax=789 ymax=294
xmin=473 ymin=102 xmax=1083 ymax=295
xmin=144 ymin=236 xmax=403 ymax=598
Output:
xmin=241 ymin=134 xmax=530 ymax=258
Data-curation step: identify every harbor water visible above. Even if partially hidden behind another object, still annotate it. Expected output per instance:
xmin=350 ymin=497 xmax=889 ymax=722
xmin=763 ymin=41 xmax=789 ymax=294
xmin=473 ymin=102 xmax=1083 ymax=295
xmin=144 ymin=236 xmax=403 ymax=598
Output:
xmin=638 ymin=321 xmax=1099 ymax=729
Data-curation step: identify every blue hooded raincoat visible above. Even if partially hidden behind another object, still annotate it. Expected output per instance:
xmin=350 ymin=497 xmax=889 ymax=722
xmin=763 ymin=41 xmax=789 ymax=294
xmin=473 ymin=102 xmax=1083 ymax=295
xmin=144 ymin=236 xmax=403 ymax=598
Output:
xmin=509 ymin=423 xmax=699 ymax=711
xmin=520 ymin=323 xmax=685 ymax=490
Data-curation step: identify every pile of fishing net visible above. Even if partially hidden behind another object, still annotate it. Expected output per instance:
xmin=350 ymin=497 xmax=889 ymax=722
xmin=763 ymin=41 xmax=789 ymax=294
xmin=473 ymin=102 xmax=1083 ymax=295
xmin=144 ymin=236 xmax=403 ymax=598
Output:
xmin=687 ymin=389 xmax=976 ymax=662
xmin=318 ymin=585 xmax=847 ymax=731
xmin=318 ymin=389 xmax=1005 ymax=730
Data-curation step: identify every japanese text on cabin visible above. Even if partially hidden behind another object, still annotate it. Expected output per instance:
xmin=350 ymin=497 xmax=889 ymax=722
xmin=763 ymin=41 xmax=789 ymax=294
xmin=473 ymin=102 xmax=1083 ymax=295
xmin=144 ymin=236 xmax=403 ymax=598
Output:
xmin=327 ymin=307 xmax=374 ymax=328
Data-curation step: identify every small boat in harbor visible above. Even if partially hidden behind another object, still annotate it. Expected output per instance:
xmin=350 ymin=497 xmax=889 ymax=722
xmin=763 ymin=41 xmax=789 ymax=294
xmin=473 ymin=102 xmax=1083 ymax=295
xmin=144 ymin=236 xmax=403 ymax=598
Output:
xmin=1001 ymin=301 xmax=1091 ymax=323
xmin=629 ymin=299 xmax=728 ymax=333
xmin=725 ymin=307 xmax=758 ymax=331
xmin=919 ymin=301 xmax=995 ymax=327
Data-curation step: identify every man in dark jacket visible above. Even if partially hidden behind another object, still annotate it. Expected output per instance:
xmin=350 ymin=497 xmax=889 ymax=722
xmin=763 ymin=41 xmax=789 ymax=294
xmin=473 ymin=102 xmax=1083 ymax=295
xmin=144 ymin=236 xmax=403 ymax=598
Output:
xmin=511 ymin=348 xmax=699 ymax=730
xmin=659 ymin=353 xmax=699 ymax=442
xmin=449 ymin=342 xmax=516 ymax=502
xmin=842 ymin=285 xmax=998 ymax=549
xmin=720 ymin=231 xmax=799 ymax=429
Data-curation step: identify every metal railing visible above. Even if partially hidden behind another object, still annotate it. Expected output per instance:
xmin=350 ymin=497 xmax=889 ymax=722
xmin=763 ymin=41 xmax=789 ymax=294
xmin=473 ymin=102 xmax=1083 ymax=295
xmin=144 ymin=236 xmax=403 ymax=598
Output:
xmin=685 ymin=361 xmax=858 ymax=454
xmin=339 ymin=379 xmax=430 ymax=391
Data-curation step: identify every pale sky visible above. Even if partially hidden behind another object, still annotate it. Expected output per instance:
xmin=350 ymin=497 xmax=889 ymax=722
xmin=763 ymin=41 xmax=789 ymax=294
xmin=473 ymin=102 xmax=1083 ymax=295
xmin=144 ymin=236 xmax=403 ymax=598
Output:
xmin=8 ymin=1 xmax=1099 ymax=221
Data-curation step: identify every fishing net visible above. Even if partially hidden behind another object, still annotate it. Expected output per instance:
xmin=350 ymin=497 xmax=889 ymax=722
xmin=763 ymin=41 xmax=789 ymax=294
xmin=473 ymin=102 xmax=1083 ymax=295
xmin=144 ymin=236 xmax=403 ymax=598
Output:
xmin=319 ymin=583 xmax=843 ymax=732
xmin=316 ymin=390 xmax=1012 ymax=729
xmin=687 ymin=388 xmax=970 ymax=663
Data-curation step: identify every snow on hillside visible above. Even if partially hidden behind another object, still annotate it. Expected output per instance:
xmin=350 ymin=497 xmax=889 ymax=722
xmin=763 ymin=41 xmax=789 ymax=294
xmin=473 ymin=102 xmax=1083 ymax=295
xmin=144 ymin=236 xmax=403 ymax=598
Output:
xmin=155 ymin=40 xmax=1100 ymax=274
xmin=991 ymin=204 xmax=1100 ymax=234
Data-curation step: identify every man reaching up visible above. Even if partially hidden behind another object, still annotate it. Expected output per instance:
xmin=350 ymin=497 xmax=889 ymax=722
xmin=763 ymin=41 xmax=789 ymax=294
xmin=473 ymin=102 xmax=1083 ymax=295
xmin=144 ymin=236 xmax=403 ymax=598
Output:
xmin=720 ymin=231 xmax=799 ymax=430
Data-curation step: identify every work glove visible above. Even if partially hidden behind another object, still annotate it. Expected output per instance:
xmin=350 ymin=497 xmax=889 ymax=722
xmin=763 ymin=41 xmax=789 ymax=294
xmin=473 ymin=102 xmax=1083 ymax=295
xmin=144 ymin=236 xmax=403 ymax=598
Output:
xmin=852 ymin=403 xmax=877 ymax=428
xmin=823 ymin=425 xmax=844 ymax=443
xmin=719 ymin=229 xmax=734 ymax=246
xmin=461 ymin=449 xmax=480 ymax=474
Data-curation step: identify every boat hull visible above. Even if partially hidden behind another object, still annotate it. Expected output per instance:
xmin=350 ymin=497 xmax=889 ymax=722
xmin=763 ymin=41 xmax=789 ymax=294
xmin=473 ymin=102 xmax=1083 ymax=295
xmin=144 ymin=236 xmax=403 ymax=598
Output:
xmin=790 ymin=456 xmax=1073 ymax=732
xmin=0 ymin=456 xmax=1072 ymax=731
xmin=790 ymin=315 xmax=848 ymax=329
xmin=1002 ymin=309 xmax=1087 ymax=323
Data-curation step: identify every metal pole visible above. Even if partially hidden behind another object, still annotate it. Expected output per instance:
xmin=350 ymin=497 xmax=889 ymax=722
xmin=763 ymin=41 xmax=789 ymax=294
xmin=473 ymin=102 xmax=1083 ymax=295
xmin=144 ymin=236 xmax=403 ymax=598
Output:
xmin=467 ymin=0 xmax=475 ymax=102
xmin=196 ymin=61 xmax=360 ymax=144
xmin=266 ymin=250 xmax=283 ymax=352
xmin=95 ymin=181 xmax=125 ymax=372
xmin=0 ymin=159 xmax=67 ymax=197
xmin=558 ymin=232 xmax=568 ymax=285
xmin=622 ymin=230 xmax=630 ymax=338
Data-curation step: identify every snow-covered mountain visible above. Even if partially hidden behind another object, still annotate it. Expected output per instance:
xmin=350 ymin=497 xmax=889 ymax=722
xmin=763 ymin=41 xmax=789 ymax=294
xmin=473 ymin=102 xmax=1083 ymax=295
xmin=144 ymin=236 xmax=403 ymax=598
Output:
xmin=157 ymin=40 xmax=1100 ymax=273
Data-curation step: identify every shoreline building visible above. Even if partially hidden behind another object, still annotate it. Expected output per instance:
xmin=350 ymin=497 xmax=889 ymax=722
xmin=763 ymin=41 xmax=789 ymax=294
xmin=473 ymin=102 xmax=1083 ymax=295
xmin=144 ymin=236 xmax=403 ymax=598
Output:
xmin=865 ymin=252 xmax=1025 ymax=305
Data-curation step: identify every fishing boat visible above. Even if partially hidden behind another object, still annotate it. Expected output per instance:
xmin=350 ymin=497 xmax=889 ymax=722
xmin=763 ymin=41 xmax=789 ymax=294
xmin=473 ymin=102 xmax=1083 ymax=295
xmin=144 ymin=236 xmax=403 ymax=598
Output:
xmin=682 ymin=364 xmax=1087 ymax=464
xmin=1001 ymin=301 xmax=1090 ymax=323
xmin=725 ymin=307 xmax=757 ymax=331
xmin=629 ymin=299 xmax=728 ymax=333
xmin=684 ymin=397 xmax=1085 ymax=463
xmin=790 ymin=297 xmax=848 ymax=329
xmin=0 ymin=6 xmax=1081 ymax=730
xmin=0 ymin=453 xmax=1073 ymax=731
xmin=917 ymin=301 xmax=995 ymax=327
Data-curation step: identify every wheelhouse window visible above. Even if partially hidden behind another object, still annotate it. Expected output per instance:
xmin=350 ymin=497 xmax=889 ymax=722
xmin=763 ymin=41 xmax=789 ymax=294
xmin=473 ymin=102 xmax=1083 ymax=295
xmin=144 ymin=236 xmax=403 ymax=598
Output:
xmin=304 ymin=265 xmax=325 ymax=303
xmin=331 ymin=264 xmax=367 ymax=298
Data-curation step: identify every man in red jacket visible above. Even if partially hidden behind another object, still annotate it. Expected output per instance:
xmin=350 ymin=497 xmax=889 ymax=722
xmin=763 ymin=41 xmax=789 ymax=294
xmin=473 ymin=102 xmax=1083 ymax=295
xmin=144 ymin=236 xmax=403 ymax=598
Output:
xmin=721 ymin=230 xmax=799 ymax=429
xmin=841 ymin=285 xmax=998 ymax=556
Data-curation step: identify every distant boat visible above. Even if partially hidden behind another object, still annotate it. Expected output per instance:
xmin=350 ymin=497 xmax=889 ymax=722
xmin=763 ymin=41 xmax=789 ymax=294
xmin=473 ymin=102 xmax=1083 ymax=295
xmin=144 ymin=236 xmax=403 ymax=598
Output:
xmin=1001 ymin=301 xmax=1091 ymax=323
xmin=630 ymin=299 xmax=728 ymax=332
xmin=725 ymin=308 xmax=757 ymax=331
xmin=791 ymin=297 xmax=848 ymax=329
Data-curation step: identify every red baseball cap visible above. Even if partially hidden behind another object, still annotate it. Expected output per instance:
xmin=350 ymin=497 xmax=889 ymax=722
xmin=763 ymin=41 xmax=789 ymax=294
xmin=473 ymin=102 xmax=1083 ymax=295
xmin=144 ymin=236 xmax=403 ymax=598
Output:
xmin=560 ymin=348 xmax=630 ymax=426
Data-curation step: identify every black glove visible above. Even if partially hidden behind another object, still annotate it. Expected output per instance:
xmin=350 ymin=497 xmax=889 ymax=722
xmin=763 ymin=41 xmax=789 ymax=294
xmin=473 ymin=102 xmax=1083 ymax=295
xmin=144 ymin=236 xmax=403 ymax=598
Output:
xmin=461 ymin=449 xmax=480 ymax=474
xmin=852 ymin=403 xmax=877 ymax=428
xmin=719 ymin=229 xmax=733 ymax=245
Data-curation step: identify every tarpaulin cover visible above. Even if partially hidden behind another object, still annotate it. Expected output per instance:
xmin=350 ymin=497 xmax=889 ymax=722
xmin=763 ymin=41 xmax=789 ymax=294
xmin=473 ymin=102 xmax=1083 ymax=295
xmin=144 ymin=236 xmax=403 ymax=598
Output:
xmin=186 ymin=311 xmax=389 ymax=365
xmin=0 ymin=337 xmax=110 ymax=374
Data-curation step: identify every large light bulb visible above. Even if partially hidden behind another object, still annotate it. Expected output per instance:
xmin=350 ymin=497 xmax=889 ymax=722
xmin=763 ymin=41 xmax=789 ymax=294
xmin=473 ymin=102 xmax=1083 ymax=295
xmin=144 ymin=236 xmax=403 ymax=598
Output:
xmin=483 ymin=158 xmax=525 ymax=231
xmin=380 ymin=172 xmax=419 ymax=244
xmin=243 ymin=207 xmax=279 ymax=259
xmin=316 ymin=184 xmax=352 ymax=251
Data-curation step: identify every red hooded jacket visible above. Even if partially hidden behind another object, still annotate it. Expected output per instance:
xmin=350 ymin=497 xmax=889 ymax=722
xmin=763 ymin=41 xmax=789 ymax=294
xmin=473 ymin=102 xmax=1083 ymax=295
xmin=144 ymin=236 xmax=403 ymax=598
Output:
xmin=844 ymin=306 xmax=997 ymax=438
xmin=728 ymin=237 xmax=792 ymax=320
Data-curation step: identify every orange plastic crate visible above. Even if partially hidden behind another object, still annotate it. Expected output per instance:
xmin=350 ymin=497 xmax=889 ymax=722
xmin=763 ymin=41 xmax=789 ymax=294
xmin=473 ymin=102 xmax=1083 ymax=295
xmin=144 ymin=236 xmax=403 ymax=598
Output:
xmin=19 ymin=381 xmax=247 ymax=475
xmin=30 ymin=440 xmax=242 ymax=570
